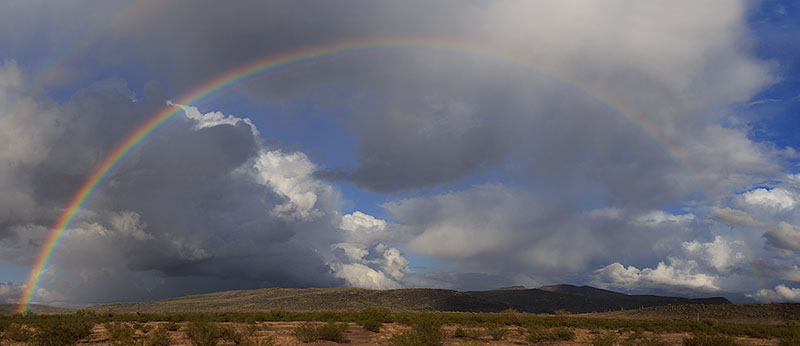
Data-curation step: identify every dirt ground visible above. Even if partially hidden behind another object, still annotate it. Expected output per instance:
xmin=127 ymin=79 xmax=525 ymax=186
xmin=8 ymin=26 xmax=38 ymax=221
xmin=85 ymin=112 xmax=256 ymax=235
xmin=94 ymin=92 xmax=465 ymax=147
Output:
xmin=1 ymin=321 xmax=781 ymax=345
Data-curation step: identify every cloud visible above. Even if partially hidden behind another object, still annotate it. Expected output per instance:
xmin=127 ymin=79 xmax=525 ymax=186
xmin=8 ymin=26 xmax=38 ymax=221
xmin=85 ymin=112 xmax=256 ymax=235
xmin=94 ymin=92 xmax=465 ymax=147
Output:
xmin=764 ymin=222 xmax=800 ymax=253
xmin=710 ymin=208 xmax=768 ymax=228
xmin=329 ymin=242 xmax=408 ymax=289
xmin=592 ymin=235 xmax=750 ymax=294
xmin=681 ymin=236 xmax=744 ymax=274
xmin=8 ymin=0 xmax=768 ymax=202
xmin=0 ymin=71 xmax=407 ymax=305
xmin=753 ymin=285 xmax=800 ymax=302
xmin=740 ymin=188 xmax=797 ymax=211
xmin=172 ymin=103 xmax=259 ymax=136
xmin=592 ymin=260 xmax=720 ymax=293
xmin=384 ymin=184 xmax=706 ymax=283
xmin=0 ymin=0 xmax=795 ymax=303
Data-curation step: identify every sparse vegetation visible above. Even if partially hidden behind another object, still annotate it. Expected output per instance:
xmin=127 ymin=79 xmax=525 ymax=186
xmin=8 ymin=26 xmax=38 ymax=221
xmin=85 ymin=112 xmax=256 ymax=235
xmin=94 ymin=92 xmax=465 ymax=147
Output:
xmin=3 ymin=322 xmax=33 ymax=342
xmin=221 ymin=325 xmax=245 ymax=344
xmin=590 ymin=330 xmax=620 ymax=346
xmin=622 ymin=330 xmax=670 ymax=346
xmin=0 ymin=303 xmax=798 ymax=345
xmin=145 ymin=326 xmax=172 ymax=346
xmin=186 ymin=320 xmax=224 ymax=346
xmin=526 ymin=326 xmax=576 ymax=342
xmin=453 ymin=326 xmax=482 ymax=339
xmin=292 ymin=321 xmax=349 ymax=343
xmin=163 ymin=320 xmax=180 ymax=331
xmin=106 ymin=322 xmax=135 ymax=346
xmin=385 ymin=315 xmax=446 ymax=346
xmin=485 ymin=323 xmax=509 ymax=340
xmin=551 ymin=326 xmax=577 ymax=340
xmin=31 ymin=318 xmax=93 ymax=346
xmin=358 ymin=318 xmax=382 ymax=332
xmin=683 ymin=333 xmax=741 ymax=346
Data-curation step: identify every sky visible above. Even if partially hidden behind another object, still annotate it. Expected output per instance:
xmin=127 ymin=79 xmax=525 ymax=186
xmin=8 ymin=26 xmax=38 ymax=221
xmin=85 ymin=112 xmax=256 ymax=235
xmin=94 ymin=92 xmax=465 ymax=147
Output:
xmin=0 ymin=0 xmax=799 ymax=307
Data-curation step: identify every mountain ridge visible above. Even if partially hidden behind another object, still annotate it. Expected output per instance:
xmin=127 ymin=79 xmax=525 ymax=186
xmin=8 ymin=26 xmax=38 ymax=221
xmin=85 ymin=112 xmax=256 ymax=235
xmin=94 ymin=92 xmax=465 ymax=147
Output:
xmin=88 ymin=285 xmax=731 ymax=314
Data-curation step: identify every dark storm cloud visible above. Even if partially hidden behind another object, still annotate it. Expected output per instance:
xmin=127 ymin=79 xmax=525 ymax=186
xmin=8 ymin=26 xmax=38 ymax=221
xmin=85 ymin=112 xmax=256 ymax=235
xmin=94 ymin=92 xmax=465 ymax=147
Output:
xmin=0 ymin=77 xmax=355 ymax=304
xmin=383 ymin=185 xmax=703 ymax=278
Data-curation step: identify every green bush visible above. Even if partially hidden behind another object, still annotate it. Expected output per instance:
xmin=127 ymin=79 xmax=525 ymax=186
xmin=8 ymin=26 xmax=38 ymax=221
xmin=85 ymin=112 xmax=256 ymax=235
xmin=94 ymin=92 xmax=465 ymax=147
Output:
xmin=221 ymin=326 xmax=244 ymax=344
xmin=317 ymin=322 xmax=349 ymax=342
xmin=358 ymin=318 xmax=382 ymax=332
xmin=358 ymin=306 xmax=394 ymax=323
xmin=683 ymin=334 xmax=740 ymax=346
xmin=527 ymin=326 xmax=576 ymax=342
xmin=3 ymin=323 xmax=33 ymax=342
xmin=453 ymin=326 xmax=483 ymax=339
xmin=186 ymin=320 xmax=224 ymax=346
xmin=384 ymin=317 xmax=446 ymax=346
xmin=31 ymin=319 xmax=93 ymax=346
xmin=242 ymin=335 xmax=276 ymax=346
xmin=590 ymin=330 xmax=621 ymax=346
xmin=486 ymin=323 xmax=509 ymax=340
xmin=246 ymin=324 xmax=260 ymax=336
xmin=292 ymin=322 xmax=317 ymax=343
xmin=106 ymin=323 xmax=135 ymax=346
xmin=292 ymin=321 xmax=349 ymax=343
xmin=163 ymin=321 xmax=180 ymax=331
xmin=145 ymin=326 xmax=172 ymax=346
xmin=623 ymin=333 xmax=671 ymax=346
xmin=550 ymin=326 xmax=576 ymax=341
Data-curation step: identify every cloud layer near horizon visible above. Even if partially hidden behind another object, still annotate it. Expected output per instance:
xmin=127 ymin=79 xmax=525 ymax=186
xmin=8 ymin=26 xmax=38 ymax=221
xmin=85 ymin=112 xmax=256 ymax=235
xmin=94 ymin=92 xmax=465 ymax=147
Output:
xmin=1 ymin=0 xmax=800 ymax=305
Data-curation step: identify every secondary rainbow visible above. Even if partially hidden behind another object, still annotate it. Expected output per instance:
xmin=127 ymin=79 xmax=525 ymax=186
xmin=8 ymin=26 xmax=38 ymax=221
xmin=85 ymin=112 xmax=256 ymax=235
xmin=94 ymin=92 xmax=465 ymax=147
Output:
xmin=17 ymin=38 xmax=708 ymax=313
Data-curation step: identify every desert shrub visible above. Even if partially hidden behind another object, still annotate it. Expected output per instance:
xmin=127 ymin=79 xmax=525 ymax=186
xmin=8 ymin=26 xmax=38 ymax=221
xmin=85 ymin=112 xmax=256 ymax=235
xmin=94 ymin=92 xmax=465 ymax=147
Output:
xmin=292 ymin=321 xmax=348 ymax=343
xmin=779 ymin=335 xmax=800 ymax=346
xmin=186 ymin=320 xmax=224 ymax=346
xmin=526 ymin=326 xmax=575 ymax=342
xmin=486 ymin=323 xmax=509 ymax=340
xmin=145 ymin=326 xmax=172 ymax=346
xmin=551 ymin=326 xmax=576 ymax=341
xmin=683 ymin=334 xmax=740 ymax=346
xmin=246 ymin=324 xmax=260 ymax=336
xmin=316 ymin=321 xmax=349 ymax=342
xmin=384 ymin=317 xmax=446 ymax=346
xmin=221 ymin=325 xmax=244 ymax=344
xmin=242 ymin=335 xmax=276 ymax=346
xmin=358 ymin=318 xmax=382 ymax=332
xmin=384 ymin=330 xmax=439 ymax=346
xmin=106 ymin=323 xmax=135 ymax=346
xmin=31 ymin=319 xmax=93 ymax=346
xmin=526 ymin=327 xmax=548 ymax=343
xmin=292 ymin=322 xmax=318 ymax=343
xmin=453 ymin=327 xmax=482 ymax=339
xmin=590 ymin=330 xmax=620 ymax=346
xmin=622 ymin=331 xmax=670 ymax=346
xmin=163 ymin=321 xmax=180 ymax=331
xmin=4 ymin=322 xmax=33 ymax=342
xmin=358 ymin=306 xmax=394 ymax=323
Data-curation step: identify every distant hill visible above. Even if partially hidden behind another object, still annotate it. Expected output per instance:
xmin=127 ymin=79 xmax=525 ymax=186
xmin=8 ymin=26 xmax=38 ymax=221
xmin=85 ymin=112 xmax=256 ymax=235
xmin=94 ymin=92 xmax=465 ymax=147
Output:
xmin=586 ymin=302 xmax=800 ymax=324
xmin=0 ymin=304 xmax=74 ymax=315
xmin=467 ymin=284 xmax=731 ymax=314
xmin=89 ymin=285 xmax=730 ymax=314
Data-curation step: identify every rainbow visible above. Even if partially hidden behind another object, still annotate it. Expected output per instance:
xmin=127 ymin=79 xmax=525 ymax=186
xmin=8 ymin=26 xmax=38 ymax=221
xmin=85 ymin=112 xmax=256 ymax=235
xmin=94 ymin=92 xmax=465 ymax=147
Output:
xmin=17 ymin=38 xmax=706 ymax=313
